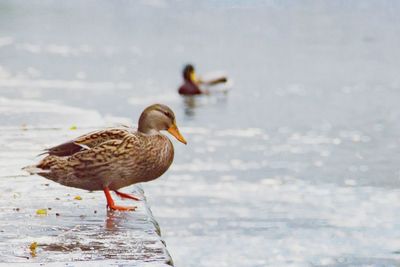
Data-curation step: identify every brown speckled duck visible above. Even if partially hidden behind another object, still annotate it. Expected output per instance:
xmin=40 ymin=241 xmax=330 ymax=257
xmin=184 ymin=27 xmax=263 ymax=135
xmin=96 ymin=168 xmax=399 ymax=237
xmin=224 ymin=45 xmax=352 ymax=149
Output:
xmin=23 ymin=104 xmax=186 ymax=211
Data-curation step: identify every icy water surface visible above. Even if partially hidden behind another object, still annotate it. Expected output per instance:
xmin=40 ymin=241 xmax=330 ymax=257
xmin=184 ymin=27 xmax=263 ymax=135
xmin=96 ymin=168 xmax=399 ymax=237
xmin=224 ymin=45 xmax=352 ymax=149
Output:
xmin=1 ymin=1 xmax=400 ymax=266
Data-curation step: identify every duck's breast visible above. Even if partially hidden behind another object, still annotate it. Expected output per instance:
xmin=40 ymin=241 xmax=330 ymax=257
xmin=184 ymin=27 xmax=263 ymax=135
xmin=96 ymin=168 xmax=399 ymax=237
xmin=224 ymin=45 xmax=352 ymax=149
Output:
xmin=108 ymin=134 xmax=174 ymax=189
xmin=141 ymin=134 xmax=175 ymax=182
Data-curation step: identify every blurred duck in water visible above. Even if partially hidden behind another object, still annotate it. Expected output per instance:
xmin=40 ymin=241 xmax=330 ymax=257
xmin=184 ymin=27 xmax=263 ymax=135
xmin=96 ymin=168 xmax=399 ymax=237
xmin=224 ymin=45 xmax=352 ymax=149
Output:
xmin=23 ymin=104 xmax=186 ymax=211
xmin=178 ymin=64 xmax=227 ymax=95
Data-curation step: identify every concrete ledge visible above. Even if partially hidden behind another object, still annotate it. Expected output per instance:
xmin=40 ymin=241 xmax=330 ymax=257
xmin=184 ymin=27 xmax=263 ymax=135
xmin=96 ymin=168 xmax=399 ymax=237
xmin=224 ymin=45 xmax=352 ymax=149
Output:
xmin=0 ymin=126 xmax=173 ymax=266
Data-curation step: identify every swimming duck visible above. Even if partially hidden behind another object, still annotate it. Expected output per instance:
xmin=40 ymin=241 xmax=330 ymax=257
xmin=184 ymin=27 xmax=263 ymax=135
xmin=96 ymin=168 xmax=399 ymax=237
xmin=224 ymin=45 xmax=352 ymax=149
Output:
xmin=178 ymin=64 xmax=227 ymax=95
xmin=23 ymin=104 xmax=186 ymax=211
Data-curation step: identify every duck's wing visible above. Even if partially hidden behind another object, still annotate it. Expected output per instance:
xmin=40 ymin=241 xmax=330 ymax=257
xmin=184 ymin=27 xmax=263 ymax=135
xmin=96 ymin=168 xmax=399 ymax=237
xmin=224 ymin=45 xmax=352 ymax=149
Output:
xmin=64 ymin=135 xmax=141 ymax=176
xmin=43 ymin=128 xmax=133 ymax=157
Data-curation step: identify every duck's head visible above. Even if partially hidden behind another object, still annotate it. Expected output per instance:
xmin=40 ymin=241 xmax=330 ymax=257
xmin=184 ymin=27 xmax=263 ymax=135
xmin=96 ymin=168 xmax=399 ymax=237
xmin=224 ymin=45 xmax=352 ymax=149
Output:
xmin=138 ymin=104 xmax=187 ymax=144
xmin=182 ymin=64 xmax=197 ymax=83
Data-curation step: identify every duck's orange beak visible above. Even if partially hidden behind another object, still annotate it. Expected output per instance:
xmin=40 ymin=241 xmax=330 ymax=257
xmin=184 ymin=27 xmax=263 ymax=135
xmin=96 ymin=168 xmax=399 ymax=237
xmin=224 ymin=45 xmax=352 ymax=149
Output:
xmin=168 ymin=121 xmax=187 ymax=145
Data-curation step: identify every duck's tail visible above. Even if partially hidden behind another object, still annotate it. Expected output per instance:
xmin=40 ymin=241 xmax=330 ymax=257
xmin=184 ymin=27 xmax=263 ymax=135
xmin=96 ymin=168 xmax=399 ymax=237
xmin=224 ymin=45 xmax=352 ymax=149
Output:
xmin=22 ymin=165 xmax=50 ymax=175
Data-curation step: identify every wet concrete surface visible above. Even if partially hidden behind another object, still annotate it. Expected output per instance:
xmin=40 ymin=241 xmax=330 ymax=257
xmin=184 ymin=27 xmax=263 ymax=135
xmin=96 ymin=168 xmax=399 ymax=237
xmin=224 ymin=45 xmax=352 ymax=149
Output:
xmin=0 ymin=104 xmax=172 ymax=266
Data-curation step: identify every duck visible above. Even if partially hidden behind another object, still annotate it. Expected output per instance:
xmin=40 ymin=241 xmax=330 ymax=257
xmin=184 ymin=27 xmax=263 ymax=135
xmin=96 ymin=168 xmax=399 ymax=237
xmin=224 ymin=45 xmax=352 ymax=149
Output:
xmin=178 ymin=64 xmax=227 ymax=95
xmin=23 ymin=104 xmax=186 ymax=211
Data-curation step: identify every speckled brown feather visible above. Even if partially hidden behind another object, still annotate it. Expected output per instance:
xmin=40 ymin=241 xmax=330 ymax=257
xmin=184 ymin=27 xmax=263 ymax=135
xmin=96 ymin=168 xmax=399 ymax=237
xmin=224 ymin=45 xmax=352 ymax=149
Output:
xmin=36 ymin=131 xmax=174 ymax=191
xmin=43 ymin=128 xmax=132 ymax=157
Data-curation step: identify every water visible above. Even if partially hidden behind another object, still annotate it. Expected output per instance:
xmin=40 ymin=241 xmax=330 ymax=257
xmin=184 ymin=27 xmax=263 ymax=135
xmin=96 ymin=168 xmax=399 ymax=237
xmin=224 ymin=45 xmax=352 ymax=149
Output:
xmin=1 ymin=1 xmax=400 ymax=266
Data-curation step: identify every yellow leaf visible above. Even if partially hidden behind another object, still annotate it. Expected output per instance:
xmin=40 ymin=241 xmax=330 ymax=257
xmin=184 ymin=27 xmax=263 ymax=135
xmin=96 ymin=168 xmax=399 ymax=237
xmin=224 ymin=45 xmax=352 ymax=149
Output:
xmin=74 ymin=196 xmax=82 ymax=200
xmin=30 ymin=242 xmax=37 ymax=257
xmin=69 ymin=125 xmax=77 ymax=130
xmin=36 ymin=209 xmax=47 ymax=215
xmin=30 ymin=242 xmax=37 ymax=250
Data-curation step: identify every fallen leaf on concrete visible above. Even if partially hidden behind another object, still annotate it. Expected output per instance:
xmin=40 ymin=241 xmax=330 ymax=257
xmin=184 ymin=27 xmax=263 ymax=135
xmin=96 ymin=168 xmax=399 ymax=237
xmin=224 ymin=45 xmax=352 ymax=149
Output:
xmin=36 ymin=209 xmax=47 ymax=215
xmin=30 ymin=242 xmax=37 ymax=257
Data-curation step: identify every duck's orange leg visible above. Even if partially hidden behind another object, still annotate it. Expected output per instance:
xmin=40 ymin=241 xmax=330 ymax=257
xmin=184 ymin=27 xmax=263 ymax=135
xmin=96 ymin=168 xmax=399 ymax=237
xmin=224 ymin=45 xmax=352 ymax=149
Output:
xmin=103 ymin=187 xmax=136 ymax=211
xmin=113 ymin=190 xmax=140 ymax=201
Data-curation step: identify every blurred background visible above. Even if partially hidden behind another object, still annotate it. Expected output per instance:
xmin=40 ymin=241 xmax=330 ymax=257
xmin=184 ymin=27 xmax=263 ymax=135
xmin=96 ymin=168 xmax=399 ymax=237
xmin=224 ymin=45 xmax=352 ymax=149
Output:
xmin=1 ymin=0 xmax=400 ymax=266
